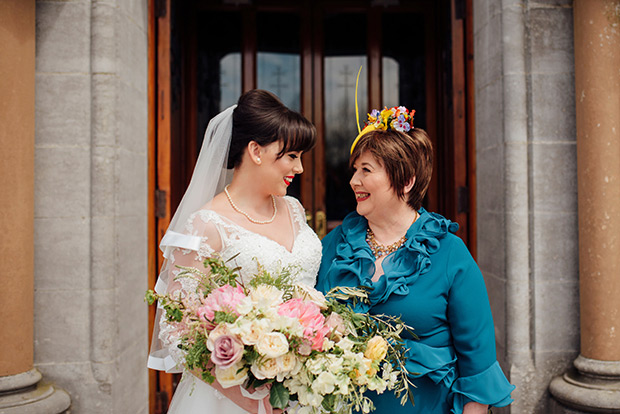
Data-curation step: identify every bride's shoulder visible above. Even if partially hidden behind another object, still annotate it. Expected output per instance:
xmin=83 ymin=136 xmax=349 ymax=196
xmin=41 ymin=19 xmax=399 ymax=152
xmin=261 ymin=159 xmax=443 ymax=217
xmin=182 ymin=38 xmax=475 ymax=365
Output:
xmin=282 ymin=195 xmax=307 ymax=216
xmin=185 ymin=200 xmax=227 ymax=233
xmin=190 ymin=193 xmax=229 ymax=221
xmin=282 ymin=195 xmax=305 ymax=209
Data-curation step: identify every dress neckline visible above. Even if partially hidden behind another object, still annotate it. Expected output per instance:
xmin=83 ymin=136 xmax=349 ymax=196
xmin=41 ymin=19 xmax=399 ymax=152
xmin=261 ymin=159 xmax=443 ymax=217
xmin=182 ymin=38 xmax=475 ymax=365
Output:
xmin=322 ymin=208 xmax=459 ymax=311
xmin=202 ymin=196 xmax=301 ymax=254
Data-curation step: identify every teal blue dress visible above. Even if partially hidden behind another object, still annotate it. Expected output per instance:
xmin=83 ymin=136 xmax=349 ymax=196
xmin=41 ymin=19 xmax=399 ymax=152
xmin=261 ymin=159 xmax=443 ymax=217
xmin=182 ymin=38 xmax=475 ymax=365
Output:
xmin=316 ymin=209 xmax=515 ymax=413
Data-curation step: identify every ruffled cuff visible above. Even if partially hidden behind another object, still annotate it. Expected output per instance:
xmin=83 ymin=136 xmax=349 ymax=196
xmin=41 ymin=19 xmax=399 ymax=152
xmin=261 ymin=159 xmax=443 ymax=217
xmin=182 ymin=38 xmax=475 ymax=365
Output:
xmin=451 ymin=361 xmax=515 ymax=412
xmin=404 ymin=340 xmax=457 ymax=387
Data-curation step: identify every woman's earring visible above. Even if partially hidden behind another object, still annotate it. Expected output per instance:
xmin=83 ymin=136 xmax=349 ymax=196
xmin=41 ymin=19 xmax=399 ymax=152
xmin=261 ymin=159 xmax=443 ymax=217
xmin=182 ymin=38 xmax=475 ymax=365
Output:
xmin=257 ymin=157 xmax=261 ymax=164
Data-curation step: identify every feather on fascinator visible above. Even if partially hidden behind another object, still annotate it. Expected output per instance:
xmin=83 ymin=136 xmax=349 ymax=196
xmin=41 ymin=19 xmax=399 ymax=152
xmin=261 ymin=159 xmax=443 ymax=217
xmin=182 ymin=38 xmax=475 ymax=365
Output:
xmin=350 ymin=67 xmax=416 ymax=154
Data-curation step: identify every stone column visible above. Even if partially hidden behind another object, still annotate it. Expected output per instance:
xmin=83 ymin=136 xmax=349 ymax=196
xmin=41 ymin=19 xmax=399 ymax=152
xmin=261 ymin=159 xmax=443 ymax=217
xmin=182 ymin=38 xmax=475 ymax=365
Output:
xmin=0 ymin=1 xmax=70 ymax=412
xmin=549 ymin=0 xmax=620 ymax=412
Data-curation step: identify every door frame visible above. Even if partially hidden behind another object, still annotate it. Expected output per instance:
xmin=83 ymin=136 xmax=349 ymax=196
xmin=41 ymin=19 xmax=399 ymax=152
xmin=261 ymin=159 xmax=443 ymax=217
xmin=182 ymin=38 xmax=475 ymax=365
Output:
xmin=147 ymin=0 xmax=475 ymax=412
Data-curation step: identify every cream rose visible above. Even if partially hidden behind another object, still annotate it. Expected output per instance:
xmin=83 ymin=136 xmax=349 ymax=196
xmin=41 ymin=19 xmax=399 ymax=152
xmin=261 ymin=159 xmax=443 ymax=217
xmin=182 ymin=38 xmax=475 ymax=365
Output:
xmin=215 ymin=361 xmax=248 ymax=388
xmin=275 ymin=352 xmax=300 ymax=380
xmin=250 ymin=285 xmax=283 ymax=308
xmin=250 ymin=357 xmax=280 ymax=380
xmin=255 ymin=332 xmax=289 ymax=358
xmin=231 ymin=318 xmax=270 ymax=346
xmin=364 ymin=336 xmax=388 ymax=361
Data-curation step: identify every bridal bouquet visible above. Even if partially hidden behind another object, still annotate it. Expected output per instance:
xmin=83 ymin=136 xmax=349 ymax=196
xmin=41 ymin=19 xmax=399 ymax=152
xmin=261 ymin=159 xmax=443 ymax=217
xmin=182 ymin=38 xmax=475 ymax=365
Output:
xmin=146 ymin=256 xmax=415 ymax=413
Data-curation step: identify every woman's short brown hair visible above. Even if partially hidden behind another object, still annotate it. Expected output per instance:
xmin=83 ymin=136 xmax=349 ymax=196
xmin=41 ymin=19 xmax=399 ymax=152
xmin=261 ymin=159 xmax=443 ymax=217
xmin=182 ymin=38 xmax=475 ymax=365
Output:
xmin=349 ymin=128 xmax=433 ymax=210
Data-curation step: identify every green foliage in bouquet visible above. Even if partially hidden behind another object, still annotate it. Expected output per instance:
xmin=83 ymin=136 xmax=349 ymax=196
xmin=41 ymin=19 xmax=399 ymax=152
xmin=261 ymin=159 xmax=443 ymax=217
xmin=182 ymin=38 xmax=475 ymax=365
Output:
xmin=146 ymin=254 xmax=418 ymax=413
xmin=325 ymin=286 xmax=418 ymax=408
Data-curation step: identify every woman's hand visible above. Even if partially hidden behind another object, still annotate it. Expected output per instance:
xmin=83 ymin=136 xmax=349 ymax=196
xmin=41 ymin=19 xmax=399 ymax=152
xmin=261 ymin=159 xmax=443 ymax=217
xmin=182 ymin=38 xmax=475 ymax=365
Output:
xmin=189 ymin=368 xmax=274 ymax=413
xmin=463 ymin=401 xmax=489 ymax=414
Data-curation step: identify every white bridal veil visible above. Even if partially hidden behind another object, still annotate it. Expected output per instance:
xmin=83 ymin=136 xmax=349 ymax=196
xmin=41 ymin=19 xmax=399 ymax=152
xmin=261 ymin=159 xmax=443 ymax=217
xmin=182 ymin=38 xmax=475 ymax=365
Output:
xmin=148 ymin=104 xmax=236 ymax=372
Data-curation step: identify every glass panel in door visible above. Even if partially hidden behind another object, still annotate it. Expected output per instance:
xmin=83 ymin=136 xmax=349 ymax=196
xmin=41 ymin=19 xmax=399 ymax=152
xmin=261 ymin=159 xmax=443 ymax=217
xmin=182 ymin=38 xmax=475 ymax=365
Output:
xmin=323 ymin=13 xmax=367 ymax=227
xmin=257 ymin=11 xmax=302 ymax=197
xmin=257 ymin=12 xmax=301 ymax=112
xmin=196 ymin=11 xmax=242 ymax=147
xmin=382 ymin=12 xmax=427 ymax=130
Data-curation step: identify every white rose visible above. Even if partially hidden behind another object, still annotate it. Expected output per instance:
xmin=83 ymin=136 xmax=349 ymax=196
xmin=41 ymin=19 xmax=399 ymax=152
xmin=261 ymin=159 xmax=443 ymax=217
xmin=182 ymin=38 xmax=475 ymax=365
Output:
xmin=255 ymin=332 xmax=289 ymax=358
xmin=231 ymin=318 xmax=270 ymax=346
xmin=292 ymin=284 xmax=328 ymax=309
xmin=275 ymin=352 xmax=300 ymax=381
xmin=250 ymin=285 xmax=283 ymax=308
xmin=236 ymin=297 xmax=254 ymax=315
xmin=251 ymin=357 xmax=280 ymax=380
xmin=215 ymin=361 xmax=248 ymax=388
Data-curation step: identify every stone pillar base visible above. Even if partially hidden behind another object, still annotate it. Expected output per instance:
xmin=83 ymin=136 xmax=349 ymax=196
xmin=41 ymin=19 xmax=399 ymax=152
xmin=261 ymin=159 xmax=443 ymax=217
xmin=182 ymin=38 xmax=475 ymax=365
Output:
xmin=550 ymin=355 xmax=620 ymax=414
xmin=0 ymin=369 xmax=71 ymax=414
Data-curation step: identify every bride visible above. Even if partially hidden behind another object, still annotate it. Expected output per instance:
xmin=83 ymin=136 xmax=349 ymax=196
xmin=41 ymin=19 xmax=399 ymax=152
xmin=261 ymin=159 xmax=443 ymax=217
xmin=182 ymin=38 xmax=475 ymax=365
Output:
xmin=148 ymin=90 xmax=322 ymax=413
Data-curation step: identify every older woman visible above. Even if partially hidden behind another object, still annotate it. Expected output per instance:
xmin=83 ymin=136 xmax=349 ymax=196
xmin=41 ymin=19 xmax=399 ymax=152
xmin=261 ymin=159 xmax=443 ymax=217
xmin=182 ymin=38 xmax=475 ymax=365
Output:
xmin=316 ymin=107 xmax=514 ymax=414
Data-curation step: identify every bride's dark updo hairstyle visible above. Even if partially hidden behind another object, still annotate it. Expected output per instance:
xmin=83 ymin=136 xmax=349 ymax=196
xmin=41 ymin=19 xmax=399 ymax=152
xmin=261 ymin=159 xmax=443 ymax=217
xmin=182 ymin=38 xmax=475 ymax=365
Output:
xmin=228 ymin=89 xmax=317 ymax=169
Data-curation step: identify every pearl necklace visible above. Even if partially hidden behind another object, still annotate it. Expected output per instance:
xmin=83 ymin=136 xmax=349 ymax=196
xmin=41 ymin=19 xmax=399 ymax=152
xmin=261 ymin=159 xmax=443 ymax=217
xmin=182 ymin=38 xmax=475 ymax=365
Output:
xmin=224 ymin=185 xmax=277 ymax=224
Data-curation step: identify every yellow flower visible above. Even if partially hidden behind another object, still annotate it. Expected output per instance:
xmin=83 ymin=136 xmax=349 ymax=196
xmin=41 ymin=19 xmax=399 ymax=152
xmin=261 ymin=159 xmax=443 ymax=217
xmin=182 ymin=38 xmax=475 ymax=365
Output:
xmin=364 ymin=336 xmax=388 ymax=361
xmin=380 ymin=109 xmax=391 ymax=129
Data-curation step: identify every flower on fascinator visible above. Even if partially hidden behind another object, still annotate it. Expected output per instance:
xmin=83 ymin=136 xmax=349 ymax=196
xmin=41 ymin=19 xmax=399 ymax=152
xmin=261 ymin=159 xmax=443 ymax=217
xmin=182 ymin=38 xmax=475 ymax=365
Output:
xmin=364 ymin=106 xmax=415 ymax=134
xmin=392 ymin=114 xmax=412 ymax=132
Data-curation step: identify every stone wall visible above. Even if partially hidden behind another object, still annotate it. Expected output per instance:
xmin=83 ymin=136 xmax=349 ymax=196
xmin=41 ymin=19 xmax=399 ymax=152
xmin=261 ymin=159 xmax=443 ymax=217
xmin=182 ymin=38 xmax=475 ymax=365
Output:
xmin=474 ymin=0 xmax=578 ymax=413
xmin=34 ymin=0 xmax=149 ymax=412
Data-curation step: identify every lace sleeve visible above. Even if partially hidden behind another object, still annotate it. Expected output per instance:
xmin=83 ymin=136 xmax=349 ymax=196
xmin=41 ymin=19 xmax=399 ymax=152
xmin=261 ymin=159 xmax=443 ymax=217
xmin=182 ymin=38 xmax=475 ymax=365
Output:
xmin=154 ymin=210 xmax=224 ymax=371
xmin=165 ymin=210 xmax=223 ymax=295
xmin=285 ymin=196 xmax=309 ymax=230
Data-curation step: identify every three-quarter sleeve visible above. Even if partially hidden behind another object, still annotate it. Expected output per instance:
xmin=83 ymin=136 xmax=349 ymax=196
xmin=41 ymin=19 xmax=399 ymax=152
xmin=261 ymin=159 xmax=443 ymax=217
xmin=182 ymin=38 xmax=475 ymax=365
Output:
xmin=148 ymin=210 xmax=223 ymax=373
xmin=446 ymin=236 xmax=515 ymax=409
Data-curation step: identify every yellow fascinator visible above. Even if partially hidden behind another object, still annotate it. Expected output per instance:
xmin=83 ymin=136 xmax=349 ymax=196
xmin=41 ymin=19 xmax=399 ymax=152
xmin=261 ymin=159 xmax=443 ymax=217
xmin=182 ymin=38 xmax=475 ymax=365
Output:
xmin=350 ymin=67 xmax=416 ymax=154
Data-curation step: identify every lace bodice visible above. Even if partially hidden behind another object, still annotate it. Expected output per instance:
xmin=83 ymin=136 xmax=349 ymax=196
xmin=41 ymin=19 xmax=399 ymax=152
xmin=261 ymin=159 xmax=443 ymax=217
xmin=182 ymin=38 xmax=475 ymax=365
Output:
xmin=184 ymin=196 xmax=320 ymax=287
xmin=157 ymin=196 xmax=322 ymax=370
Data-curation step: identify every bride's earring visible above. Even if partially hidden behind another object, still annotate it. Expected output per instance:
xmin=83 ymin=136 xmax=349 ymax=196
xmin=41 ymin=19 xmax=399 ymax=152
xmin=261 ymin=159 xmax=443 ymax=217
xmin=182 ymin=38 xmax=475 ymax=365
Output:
xmin=257 ymin=157 xmax=261 ymax=164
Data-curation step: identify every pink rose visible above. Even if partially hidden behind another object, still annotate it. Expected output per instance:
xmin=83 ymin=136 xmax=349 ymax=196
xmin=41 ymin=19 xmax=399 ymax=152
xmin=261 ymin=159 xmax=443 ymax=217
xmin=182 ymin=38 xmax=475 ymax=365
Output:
xmin=197 ymin=284 xmax=246 ymax=322
xmin=278 ymin=298 xmax=330 ymax=351
xmin=210 ymin=334 xmax=244 ymax=369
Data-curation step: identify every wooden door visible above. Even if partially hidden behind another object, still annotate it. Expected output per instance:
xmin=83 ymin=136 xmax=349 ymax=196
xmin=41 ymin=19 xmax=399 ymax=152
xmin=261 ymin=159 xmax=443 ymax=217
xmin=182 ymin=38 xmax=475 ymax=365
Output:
xmin=148 ymin=0 xmax=474 ymax=412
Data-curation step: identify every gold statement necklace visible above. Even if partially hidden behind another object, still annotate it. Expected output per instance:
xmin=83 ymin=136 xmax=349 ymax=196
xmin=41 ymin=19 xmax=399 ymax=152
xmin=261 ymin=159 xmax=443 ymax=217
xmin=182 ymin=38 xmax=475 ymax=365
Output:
xmin=224 ymin=185 xmax=277 ymax=224
xmin=366 ymin=212 xmax=419 ymax=259
xmin=366 ymin=229 xmax=407 ymax=259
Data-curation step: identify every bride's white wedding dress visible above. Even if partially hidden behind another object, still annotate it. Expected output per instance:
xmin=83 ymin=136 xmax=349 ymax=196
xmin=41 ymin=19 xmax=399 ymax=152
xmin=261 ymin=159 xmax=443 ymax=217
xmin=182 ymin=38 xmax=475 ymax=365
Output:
xmin=158 ymin=196 xmax=322 ymax=414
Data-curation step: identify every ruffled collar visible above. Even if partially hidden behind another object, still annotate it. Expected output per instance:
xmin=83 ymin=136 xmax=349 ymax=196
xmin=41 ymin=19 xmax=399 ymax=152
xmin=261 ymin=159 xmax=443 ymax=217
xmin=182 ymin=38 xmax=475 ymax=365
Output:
xmin=325 ymin=208 xmax=458 ymax=312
